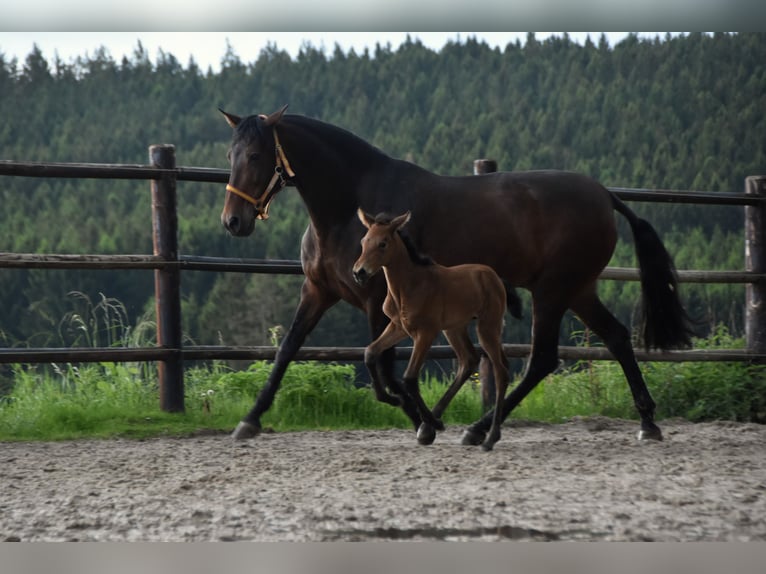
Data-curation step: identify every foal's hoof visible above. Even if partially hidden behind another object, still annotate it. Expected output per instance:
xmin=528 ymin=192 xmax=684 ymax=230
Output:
xmin=637 ymin=426 xmax=664 ymax=441
xmin=417 ymin=423 xmax=437 ymax=445
xmin=460 ymin=428 xmax=486 ymax=446
xmin=231 ymin=421 xmax=261 ymax=440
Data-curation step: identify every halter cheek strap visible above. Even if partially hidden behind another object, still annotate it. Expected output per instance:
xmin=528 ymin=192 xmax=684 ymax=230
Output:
xmin=225 ymin=129 xmax=295 ymax=220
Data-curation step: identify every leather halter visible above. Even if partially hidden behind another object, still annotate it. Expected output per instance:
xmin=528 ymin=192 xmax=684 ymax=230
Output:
xmin=225 ymin=129 xmax=295 ymax=220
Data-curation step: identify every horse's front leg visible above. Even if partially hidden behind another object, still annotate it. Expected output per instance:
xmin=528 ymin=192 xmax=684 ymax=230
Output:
xmin=232 ymin=279 xmax=338 ymax=440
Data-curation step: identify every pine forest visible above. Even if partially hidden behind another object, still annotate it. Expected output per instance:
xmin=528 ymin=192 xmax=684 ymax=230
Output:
xmin=1 ymin=32 xmax=764 ymax=358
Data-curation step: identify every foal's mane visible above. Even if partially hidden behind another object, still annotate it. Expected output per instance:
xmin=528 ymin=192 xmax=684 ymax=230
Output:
xmin=371 ymin=213 xmax=434 ymax=267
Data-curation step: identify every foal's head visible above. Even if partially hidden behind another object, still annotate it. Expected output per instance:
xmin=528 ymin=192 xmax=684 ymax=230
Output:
xmin=352 ymin=209 xmax=411 ymax=286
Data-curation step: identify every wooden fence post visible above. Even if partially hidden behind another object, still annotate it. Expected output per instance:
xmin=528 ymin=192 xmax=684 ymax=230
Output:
xmin=474 ymin=159 xmax=499 ymax=412
xmin=745 ymin=175 xmax=766 ymax=357
xmin=150 ymin=145 xmax=184 ymax=412
xmin=473 ymin=159 xmax=497 ymax=175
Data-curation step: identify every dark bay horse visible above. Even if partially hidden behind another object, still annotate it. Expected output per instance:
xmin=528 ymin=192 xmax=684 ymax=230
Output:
xmin=352 ymin=209 xmax=511 ymax=450
xmin=219 ymin=105 xmax=693 ymax=445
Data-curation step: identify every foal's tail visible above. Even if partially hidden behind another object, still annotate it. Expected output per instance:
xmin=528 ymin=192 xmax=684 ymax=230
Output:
xmin=611 ymin=193 xmax=695 ymax=350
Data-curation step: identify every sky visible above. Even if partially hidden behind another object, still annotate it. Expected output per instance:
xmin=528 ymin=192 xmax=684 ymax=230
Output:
xmin=0 ymin=32 xmax=658 ymax=72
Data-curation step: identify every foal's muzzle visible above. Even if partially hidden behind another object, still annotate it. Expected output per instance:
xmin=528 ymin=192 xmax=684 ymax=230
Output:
xmin=352 ymin=267 xmax=369 ymax=286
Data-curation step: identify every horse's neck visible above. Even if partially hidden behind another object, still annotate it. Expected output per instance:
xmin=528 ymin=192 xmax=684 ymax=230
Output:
xmin=281 ymin=117 xmax=390 ymax=232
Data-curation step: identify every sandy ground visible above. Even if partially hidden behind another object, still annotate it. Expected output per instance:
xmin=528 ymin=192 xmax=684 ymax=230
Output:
xmin=1 ymin=417 xmax=765 ymax=542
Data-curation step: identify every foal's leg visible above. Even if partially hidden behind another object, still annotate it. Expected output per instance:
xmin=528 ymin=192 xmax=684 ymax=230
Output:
xmin=364 ymin=321 xmax=410 ymax=407
xmin=462 ymin=297 xmax=566 ymax=446
xmin=571 ymin=291 xmax=663 ymax=441
xmin=414 ymin=327 xmax=480 ymax=446
xmin=401 ymin=329 xmax=445 ymax=445
xmin=367 ymin=304 xmax=423 ymax=429
xmin=432 ymin=327 xmax=481 ymax=420
xmin=476 ymin=324 xmax=511 ymax=451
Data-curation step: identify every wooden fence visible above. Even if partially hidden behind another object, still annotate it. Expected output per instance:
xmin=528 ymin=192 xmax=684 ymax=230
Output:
xmin=1 ymin=147 xmax=764 ymax=412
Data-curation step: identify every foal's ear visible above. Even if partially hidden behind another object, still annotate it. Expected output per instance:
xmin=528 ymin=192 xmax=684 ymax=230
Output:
xmin=218 ymin=109 xmax=242 ymax=128
xmin=391 ymin=211 xmax=412 ymax=230
xmin=357 ymin=208 xmax=376 ymax=229
xmin=261 ymin=104 xmax=289 ymax=126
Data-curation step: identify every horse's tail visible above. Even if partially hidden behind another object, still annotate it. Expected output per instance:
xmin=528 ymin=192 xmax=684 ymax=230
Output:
xmin=611 ymin=193 xmax=694 ymax=350
xmin=502 ymin=279 xmax=523 ymax=320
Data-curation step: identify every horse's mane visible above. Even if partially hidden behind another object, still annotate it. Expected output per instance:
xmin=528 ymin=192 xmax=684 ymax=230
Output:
xmin=288 ymin=114 xmax=393 ymax=162
xmin=371 ymin=213 xmax=434 ymax=267
xmin=233 ymin=115 xmax=264 ymax=143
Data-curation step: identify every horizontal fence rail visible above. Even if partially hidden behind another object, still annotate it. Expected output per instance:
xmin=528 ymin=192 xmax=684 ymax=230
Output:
xmin=0 ymin=160 xmax=230 ymax=183
xmin=1 ymin=156 xmax=765 ymax=412
xmin=2 ymin=159 xmax=764 ymax=204
xmin=0 ymin=253 xmax=307 ymax=274
xmin=1 ymin=253 xmax=763 ymax=283
xmin=1 ymin=344 xmax=765 ymax=365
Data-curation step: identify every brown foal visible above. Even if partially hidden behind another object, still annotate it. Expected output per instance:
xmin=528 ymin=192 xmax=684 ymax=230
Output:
xmin=352 ymin=209 xmax=511 ymax=450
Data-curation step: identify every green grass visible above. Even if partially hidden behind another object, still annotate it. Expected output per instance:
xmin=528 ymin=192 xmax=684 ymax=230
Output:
xmin=1 ymin=327 xmax=764 ymax=442
xmin=512 ymin=326 xmax=766 ymax=424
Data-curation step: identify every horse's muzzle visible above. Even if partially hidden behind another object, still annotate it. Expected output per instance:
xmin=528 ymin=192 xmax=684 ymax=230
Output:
xmin=221 ymin=212 xmax=255 ymax=237
xmin=223 ymin=214 xmax=241 ymax=235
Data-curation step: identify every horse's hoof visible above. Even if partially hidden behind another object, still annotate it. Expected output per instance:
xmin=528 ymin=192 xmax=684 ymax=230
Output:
xmin=231 ymin=421 xmax=261 ymax=440
xmin=417 ymin=423 xmax=436 ymax=445
xmin=432 ymin=418 xmax=445 ymax=432
xmin=482 ymin=432 xmax=500 ymax=451
xmin=638 ymin=425 xmax=662 ymax=441
xmin=460 ymin=428 xmax=485 ymax=446
xmin=637 ymin=427 xmax=664 ymax=441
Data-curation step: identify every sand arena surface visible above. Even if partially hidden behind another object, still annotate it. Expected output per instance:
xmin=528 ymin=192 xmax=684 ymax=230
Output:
xmin=1 ymin=418 xmax=765 ymax=541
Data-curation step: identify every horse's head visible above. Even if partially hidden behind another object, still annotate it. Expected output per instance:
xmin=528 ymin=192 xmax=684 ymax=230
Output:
xmin=219 ymin=105 xmax=292 ymax=236
xmin=352 ymin=209 xmax=411 ymax=286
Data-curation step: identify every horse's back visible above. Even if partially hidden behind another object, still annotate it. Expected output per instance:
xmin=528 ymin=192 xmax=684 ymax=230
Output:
xmin=412 ymin=170 xmax=618 ymax=289
xmin=479 ymin=170 xmax=614 ymax=218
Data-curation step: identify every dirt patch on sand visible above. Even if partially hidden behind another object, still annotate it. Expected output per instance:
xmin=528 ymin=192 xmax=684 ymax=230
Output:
xmin=1 ymin=418 xmax=765 ymax=541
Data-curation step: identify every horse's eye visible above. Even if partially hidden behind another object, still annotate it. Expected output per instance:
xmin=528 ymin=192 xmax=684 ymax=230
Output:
xmin=378 ymin=241 xmax=387 ymax=250
xmin=249 ymin=152 xmax=260 ymax=162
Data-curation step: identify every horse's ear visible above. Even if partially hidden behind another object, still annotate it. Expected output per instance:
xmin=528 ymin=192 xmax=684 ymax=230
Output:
xmin=357 ymin=208 xmax=375 ymax=229
xmin=219 ymin=109 xmax=241 ymax=128
xmin=262 ymin=104 xmax=289 ymax=127
xmin=391 ymin=211 xmax=412 ymax=231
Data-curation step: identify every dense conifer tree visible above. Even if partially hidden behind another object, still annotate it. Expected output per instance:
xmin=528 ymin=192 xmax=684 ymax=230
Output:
xmin=0 ymin=33 xmax=764 ymax=348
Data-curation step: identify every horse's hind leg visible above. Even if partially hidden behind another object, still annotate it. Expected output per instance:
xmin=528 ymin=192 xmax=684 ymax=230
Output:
xmin=431 ymin=328 xmax=481 ymax=420
xmin=571 ymin=291 xmax=663 ymax=441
